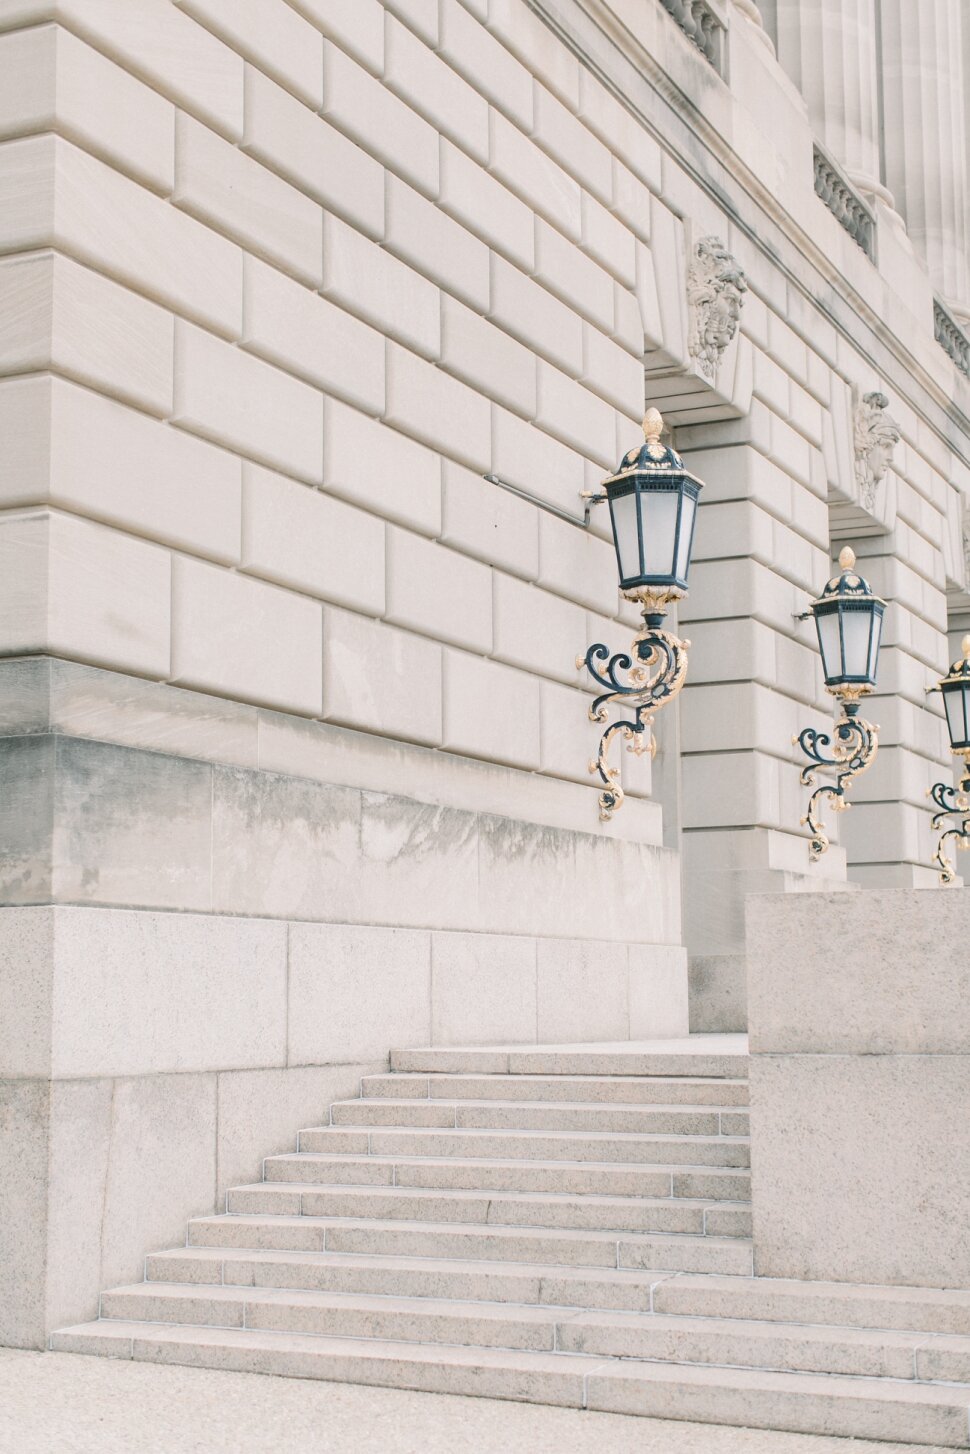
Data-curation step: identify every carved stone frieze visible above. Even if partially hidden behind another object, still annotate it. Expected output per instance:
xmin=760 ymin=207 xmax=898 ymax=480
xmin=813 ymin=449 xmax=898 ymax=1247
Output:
xmin=853 ymin=390 xmax=900 ymax=512
xmin=686 ymin=235 xmax=747 ymax=382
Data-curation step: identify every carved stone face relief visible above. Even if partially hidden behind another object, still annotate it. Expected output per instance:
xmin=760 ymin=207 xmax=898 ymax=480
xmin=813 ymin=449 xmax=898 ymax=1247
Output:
xmin=853 ymin=390 xmax=900 ymax=511
xmin=686 ymin=235 xmax=747 ymax=381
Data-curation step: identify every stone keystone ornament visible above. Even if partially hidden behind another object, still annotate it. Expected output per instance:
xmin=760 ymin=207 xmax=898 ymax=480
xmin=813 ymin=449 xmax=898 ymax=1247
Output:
xmin=686 ymin=235 xmax=747 ymax=381
xmin=853 ymin=390 xmax=900 ymax=512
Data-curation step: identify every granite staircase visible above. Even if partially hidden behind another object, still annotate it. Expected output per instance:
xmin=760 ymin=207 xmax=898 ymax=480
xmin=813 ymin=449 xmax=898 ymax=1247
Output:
xmin=53 ymin=1038 xmax=970 ymax=1446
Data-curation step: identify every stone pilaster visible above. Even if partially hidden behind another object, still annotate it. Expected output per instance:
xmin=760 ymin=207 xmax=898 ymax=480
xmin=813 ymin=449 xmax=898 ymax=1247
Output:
xmin=880 ymin=0 xmax=970 ymax=311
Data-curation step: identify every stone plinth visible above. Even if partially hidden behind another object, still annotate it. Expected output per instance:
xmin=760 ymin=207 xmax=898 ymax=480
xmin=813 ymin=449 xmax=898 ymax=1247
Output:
xmin=746 ymin=888 xmax=970 ymax=1288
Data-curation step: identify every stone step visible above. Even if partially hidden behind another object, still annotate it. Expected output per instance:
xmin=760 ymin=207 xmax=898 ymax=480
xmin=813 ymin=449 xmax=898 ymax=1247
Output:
xmin=224 ymin=1182 xmax=752 ymax=1237
xmin=326 ymin=1098 xmax=748 ymax=1137
xmin=95 ymin=1284 xmax=970 ymax=1381
xmin=185 ymin=1213 xmax=754 ymax=1274
xmin=144 ymin=1247 xmax=679 ymax=1312
xmin=655 ymin=1273 xmax=970 ymax=1336
xmin=263 ymin=1152 xmax=751 ymax=1201
xmin=360 ymin=1073 xmax=750 ymax=1107
xmin=297 ymin=1125 xmax=751 ymax=1168
xmin=389 ymin=1038 xmax=748 ymax=1079
xmin=50 ymin=1321 xmax=970 ymax=1446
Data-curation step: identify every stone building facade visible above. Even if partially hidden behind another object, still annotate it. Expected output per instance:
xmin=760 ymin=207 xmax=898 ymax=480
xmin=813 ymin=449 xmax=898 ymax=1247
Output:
xmin=1 ymin=0 xmax=969 ymax=1348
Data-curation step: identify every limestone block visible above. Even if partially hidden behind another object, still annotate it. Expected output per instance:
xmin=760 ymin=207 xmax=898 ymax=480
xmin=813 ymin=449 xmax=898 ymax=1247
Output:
xmin=689 ymin=953 xmax=748 ymax=1033
xmin=431 ymin=931 xmax=538 ymax=1045
xmin=0 ymin=134 xmax=243 ymax=337
xmin=535 ymin=360 xmax=616 ymax=467
xmin=0 ymin=1077 xmax=49 ymax=1347
xmin=55 ymin=0 xmax=243 ymax=139
xmin=682 ymin=557 xmax=802 ymax=631
xmin=440 ymin=461 xmax=539 ymax=580
xmin=385 ymin=526 xmax=493 ymax=654
xmin=43 ymin=907 xmax=287 ymax=1077
xmin=96 ymin=1071 xmax=217 ymax=1292
xmin=488 ymin=108 xmax=581 ymax=240
xmin=288 ymin=922 xmax=431 ymax=1064
xmin=357 ymin=790 xmax=481 ymax=931
xmin=0 ymin=376 xmax=242 ymax=564
xmin=173 ymin=319 xmax=323 ymax=483
xmin=0 ymin=735 xmax=55 ymax=907
xmin=216 ymin=1062 xmax=378 ymax=1195
xmin=682 ymin=747 xmax=810 ymax=834
xmin=385 ymin=342 xmax=490 ymax=472
xmin=384 ymin=173 xmax=489 ymax=312
xmin=534 ymin=219 xmax=614 ymax=332
xmin=838 ymin=800 xmax=928 ymax=868
xmin=174 ymin=112 xmax=322 ymax=288
xmin=488 ymin=255 xmax=584 ymax=374
xmin=0 ymin=24 xmax=175 ymax=192
xmin=288 ymin=0 xmax=383 ymax=73
xmin=172 ymin=555 xmax=323 ymax=716
xmin=537 ymin=512 xmax=618 ymax=615
xmin=538 ymin=678 xmax=605 ymax=788
xmin=323 ymin=396 xmax=441 ymax=536
xmin=385 ymin=0 xmax=438 ymax=44
xmin=242 ymin=67 xmax=383 ymax=241
xmin=492 ymin=571 xmax=586 ymax=686
xmin=44 ymin=1076 xmax=112 ymax=1331
xmin=242 ymin=463 xmax=384 ymax=615
xmin=0 ymin=906 xmax=52 ymax=1077
xmin=628 ymin=945 xmax=690 ymax=1038
xmin=532 ymin=82 xmax=612 ymax=203
xmin=643 ymin=201 xmax=688 ymax=368
xmin=0 ymin=511 xmax=172 ymax=678
xmin=612 ymin=280 xmax=644 ymax=357
xmin=385 ymin=15 xmax=485 ymax=162
xmin=442 ymin=649 xmax=540 ymax=769
xmin=47 ymin=661 xmax=259 ymax=769
xmin=491 ymin=406 xmax=585 ymax=514
xmin=323 ymin=607 xmax=442 ymax=747
xmin=747 ymin=888 xmax=970 ymax=1054
xmin=578 ymin=67 xmax=662 ymax=195
xmin=324 ymin=42 xmax=439 ymax=199
xmin=440 ymin=140 xmax=534 ymax=272
xmin=487 ymin=0 xmax=579 ymax=107
xmin=610 ymin=158 xmax=654 ymax=244
xmin=243 ymin=255 xmax=384 ymax=416
xmin=440 ymin=295 xmax=537 ymax=418
xmin=536 ymin=939 xmax=629 ymax=1041
xmin=51 ymin=737 xmax=214 ymax=911
xmin=681 ymin=680 xmax=828 ymax=755
xmin=0 ymin=250 xmax=174 ymax=417
xmin=581 ymin=192 xmax=637 ymax=287
xmin=176 ymin=0 xmax=323 ymax=109
xmin=438 ymin=0 xmax=533 ymax=131
xmin=749 ymin=1054 xmax=970 ymax=1287
xmin=323 ymin=213 xmax=440 ymax=362
xmin=0 ymin=658 xmax=50 ymax=738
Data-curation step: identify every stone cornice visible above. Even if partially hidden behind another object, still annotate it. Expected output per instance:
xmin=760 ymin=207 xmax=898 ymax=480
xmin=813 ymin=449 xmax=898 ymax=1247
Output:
xmin=526 ymin=0 xmax=970 ymax=470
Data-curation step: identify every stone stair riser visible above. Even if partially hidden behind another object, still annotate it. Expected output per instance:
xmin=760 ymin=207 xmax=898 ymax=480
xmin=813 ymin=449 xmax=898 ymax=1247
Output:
xmin=328 ymin=1101 xmax=747 ymax=1136
xmin=297 ymin=1127 xmax=751 ymax=1167
xmin=360 ymin=1075 xmax=750 ymax=1107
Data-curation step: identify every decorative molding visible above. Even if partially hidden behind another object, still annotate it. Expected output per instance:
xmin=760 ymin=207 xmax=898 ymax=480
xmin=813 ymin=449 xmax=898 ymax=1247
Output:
xmin=934 ymin=298 xmax=970 ymax=377
xmin=813 ymin=142 xmax=876 ymax=258
xmin=853 ymin=390 xmax=900 ymax=513
xmin=686 ymin=235 xmax=747 ymax=382
xmin=657 ymin=0 xmax=726 ymax=71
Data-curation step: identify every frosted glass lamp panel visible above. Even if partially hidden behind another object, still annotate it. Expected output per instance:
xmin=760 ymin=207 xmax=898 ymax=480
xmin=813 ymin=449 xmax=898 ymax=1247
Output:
xmin=610 ymin=491 xmax=642 ymax=582
xmin=866 ymin=611 xmax=883 ymax=683
xmin=675 ymin=493 xmax=697 ymax=583
xmin=815 ymin=610 xmax=844 ymax=684
xmin=841 ymin=608 xmax=874 ymax=681
xmin=944 ymin=685 xmax=970 ymax=750
xmin=642 ymin=491 xmax=679 ymax=578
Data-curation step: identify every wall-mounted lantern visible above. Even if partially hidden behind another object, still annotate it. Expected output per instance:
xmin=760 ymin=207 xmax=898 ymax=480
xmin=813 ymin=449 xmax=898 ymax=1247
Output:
xmin=794 ymin=546 xmax=884 ymax=859
xmin=926 ymin=637 xmax=970 ymax=883
xmin=578 ymin=408 xmax=701 ymax=820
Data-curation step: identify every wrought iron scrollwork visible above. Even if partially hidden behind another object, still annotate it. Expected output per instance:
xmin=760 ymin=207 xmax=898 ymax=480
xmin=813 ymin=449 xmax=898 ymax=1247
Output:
xmin=578 ymin=624 xmax=689 ymax=821
xmin=794 ymin=709 xmax=878 ymax=861
xmin=927 ymin=771 xmax=970 ymax=884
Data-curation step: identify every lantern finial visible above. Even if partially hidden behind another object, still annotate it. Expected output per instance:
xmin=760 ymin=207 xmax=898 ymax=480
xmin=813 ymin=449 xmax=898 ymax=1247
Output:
xmin=838 ymin=546 xmax=856 ymax=571
xmin=642 ymin=408 xmax=664 ymax=445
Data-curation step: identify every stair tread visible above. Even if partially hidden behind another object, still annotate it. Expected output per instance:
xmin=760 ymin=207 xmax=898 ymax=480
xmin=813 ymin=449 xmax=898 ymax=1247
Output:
xmin=269 ymin=1152 xmax=750 ymax=1175
xmin=305 ymin=1125 xmax=748 ymax=1144
xmin=51 ymin=1318 xmax=970 ymax=1398
xmin=234 ymin=1182 xmax=750 ymax=1210
xmin=191 ymin=1211 xmax=751 ymax=1245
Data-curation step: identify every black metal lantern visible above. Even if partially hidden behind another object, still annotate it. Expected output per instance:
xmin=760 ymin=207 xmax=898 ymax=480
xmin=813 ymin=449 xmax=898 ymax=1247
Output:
xmin=603 ymin=407 xmax=702 ymax=605
xmin=794 ymin=545 xmax=882 ymax=861
xmin=809 ymin=546 xmax=885 ymax=691
xmin=926 ymin=638 xmax=970 ymax=883
xmin=578 ymin=408 xmax=699 ymax=820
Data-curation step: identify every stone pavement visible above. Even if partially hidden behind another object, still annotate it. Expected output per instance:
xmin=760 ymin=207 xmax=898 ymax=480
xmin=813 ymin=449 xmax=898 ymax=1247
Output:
xmin=0 ymin=1349 xmax=954 ymax=1454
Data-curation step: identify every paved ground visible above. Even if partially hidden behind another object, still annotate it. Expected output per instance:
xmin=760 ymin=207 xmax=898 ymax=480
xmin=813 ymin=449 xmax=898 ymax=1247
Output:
xmin=0 ymin=1349 xmax=954 ymax=1454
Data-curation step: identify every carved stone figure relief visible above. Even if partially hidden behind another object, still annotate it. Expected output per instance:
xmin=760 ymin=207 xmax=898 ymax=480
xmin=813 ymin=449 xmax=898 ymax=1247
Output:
xmin=853 ymin=390 xmax=900 ymax=511
xmin=686 ymin=235 xmax=747 ymax=381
